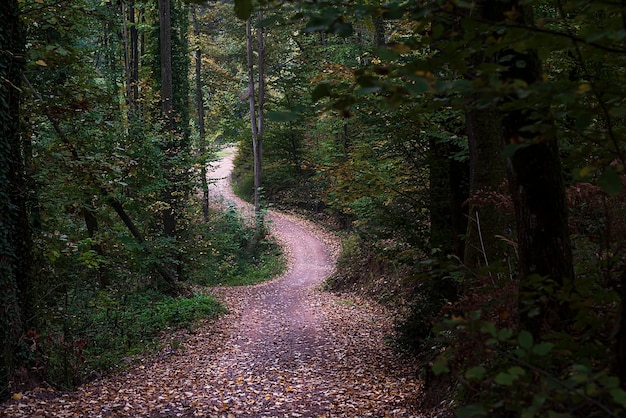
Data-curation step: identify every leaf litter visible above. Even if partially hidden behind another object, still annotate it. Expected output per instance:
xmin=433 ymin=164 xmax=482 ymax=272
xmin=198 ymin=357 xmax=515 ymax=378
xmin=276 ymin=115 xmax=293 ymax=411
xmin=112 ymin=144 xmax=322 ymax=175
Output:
xmin=0 ymin=150 xmax=431 ymax=417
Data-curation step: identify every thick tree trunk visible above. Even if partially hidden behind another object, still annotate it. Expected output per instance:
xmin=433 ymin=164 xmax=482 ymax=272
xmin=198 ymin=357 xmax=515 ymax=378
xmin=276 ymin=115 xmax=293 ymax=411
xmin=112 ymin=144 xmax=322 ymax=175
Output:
xmin=474 ymin=0 xmax=575 ymax=335
xmin=429 ymin=137 xmax=469 ymax=260
xmin=0 ymin=0 xmax=35 ymax=396
xmin=505 ymin=126 xmax=574 ymax=335
xmin=463 ymin=108 xmax=510 ymax=271
xmin=158 ymin=0 xmax=177 ymax=256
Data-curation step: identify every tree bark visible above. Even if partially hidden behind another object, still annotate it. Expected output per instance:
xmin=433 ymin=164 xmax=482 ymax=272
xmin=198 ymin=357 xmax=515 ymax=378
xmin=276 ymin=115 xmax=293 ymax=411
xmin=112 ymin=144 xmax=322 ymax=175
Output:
xmin=473 ymin=0 xmax=575 ymax=335
xmin=158 ymin=0 xmax=177 ymax=256
xmin=193 ymin=7 xmax=209 ymax=223
xmin=373 ymin=15 xmax=386 ymax=49
xmin=0 ymin=0 xmax=35 ymax=396
xmin=158 ymin=0 xmax=174 ymax=130
xmin=255 ymin=10 xmax=265 ymax=216
xmin=463 ymin=108 xmax=510 ymax=270
xmin=246 ymin=17 xmax=261 ymax=214
xmin=82 ymin=205 xmax=110 ymax=289
xmin=129 ymin=1 xmax=139 ymax=109
xmin=429 ymin=136 xmax=469 ymax=260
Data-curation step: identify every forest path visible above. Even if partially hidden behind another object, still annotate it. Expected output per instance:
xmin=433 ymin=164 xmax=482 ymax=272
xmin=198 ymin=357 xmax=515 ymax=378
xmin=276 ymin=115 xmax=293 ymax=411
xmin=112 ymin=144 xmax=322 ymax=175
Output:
xmin=0 ymin=148 xmax=424 ymax=417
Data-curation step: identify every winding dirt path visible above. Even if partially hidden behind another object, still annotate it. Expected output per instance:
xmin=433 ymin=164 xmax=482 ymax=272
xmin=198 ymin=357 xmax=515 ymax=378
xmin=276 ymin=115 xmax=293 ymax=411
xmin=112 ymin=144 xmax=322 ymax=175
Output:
xmin=0 ymin=148 xmax=424 ymax=417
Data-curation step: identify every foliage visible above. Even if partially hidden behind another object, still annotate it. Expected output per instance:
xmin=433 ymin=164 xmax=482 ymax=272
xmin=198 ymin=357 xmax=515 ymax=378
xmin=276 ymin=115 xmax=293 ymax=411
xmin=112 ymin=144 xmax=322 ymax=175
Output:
xmin=223 ymin=0 xmax=626 ymax=416
xmin=184 ymin=204 xmax=285 ymax=287
xmin=432 ymin=308 xmax=626 ymax=417
xmin=42 ymin=290 xmax=224 ymax=389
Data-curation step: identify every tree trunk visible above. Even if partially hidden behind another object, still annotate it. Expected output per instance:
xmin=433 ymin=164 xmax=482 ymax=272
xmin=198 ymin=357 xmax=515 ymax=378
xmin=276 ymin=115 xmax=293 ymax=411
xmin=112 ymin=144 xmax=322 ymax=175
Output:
xmin=474 ymin=0 xmax=575 ymax=335
xmin=373 ymin=15 xmax=386 ymax=49
xmin=158 ymin=0 xmax=174 ymax=130
xmin=617 ymin=269 xmax=626 ymax=389
xmin=22 ymin=75 xmax=178 ymax=288
xmin=246 ymin=17 xmax=261 ymax=214
xmin=506 ymin=125 xmax=574 ymax=335
xmin=429 ymin=136 xmax=469 ymax=260
xmin=193 ymin=7 xmax=209 ymax=223
xmin=121 ymin=0 xmax=132 ymax=109
xmin=463 ymin=108 xmax=510 ymax=271
xmin=255 ymin=10 xmax=265 ymax=216
xmin=0 ymin=0 xmax=35 ymax=396
xmin=82 ymin=205 xmax=110 ymax=289
xmin=122 ymin=0 xmax=139 ymax=114
xmin=129 ymin=1 xmax=139 ymax=109
xmin=158 ymin=0 xmax=177 ymax=257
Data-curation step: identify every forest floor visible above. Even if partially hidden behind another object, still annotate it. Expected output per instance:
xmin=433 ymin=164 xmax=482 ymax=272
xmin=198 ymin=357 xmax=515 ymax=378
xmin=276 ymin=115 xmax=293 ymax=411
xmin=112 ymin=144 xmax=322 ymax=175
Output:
xmin=0 ymin=148 xmax=432 ymax=418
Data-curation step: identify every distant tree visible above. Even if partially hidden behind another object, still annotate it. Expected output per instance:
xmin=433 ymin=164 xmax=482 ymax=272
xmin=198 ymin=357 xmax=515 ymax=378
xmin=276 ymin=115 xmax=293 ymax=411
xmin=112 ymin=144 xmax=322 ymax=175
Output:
xmin=192 ymin=6 xmax=210 ymax=222
xmin=245 ymin=10 xmax=265 ymax=215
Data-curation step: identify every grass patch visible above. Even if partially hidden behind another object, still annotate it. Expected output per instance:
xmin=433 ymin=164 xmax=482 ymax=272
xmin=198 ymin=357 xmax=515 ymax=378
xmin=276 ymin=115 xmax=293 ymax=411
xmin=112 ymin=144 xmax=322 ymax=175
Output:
xmin=44 ymin=290 xmax=224 ymax=388
xmin=184 ymin=203 xmax=286 ymax=287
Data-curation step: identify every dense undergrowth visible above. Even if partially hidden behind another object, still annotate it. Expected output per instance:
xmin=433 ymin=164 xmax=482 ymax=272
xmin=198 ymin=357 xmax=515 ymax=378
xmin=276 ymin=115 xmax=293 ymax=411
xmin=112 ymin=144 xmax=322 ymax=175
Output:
xmin=19 ymin=201 xmax=284 ymax=394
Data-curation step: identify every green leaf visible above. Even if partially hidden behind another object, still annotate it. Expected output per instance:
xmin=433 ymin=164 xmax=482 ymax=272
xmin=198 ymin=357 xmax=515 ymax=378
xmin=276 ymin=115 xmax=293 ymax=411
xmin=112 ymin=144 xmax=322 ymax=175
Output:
xmin=598 ymin=168 xmax=622 ymax=197
xmin=497 ymin=328 xmax=513 ymax=341
xmin=432 ymin=357 xmax=449 ymax=375
xmin=509 ymin=366 xmax=526 ymax=376
xmin=356 ymin=86 xmax=382 ymax=95
xmin=234 ymin=0 xmax=252 ymax=20
xmin=494 ymin=369 xmax=522 ymax=386
xmin=480 ymin=321 xmax=497 ymax=337
xmin=532 ymin=342 xmax=554 ymax=356
xmin=465 ymin=366 xmax=486 ymax=380
xmin=610 ymin=388 xmax=626 ymax=406
xmin=518 ymin=330 xmax=533 ymax=350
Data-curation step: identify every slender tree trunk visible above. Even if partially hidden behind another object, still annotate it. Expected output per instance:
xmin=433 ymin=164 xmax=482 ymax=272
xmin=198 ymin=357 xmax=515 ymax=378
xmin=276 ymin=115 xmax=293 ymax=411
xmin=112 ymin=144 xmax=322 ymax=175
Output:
xmin=254 ymin=10 xmax=265 ymax=215
xmin=246 ymin=17 xmax=261 ymax=213
xmin=158 ymin=0 xmax=174 ymax=130
xmin=617 ymin=269 xmax=626 ymax=389
xmin=129 ymin=1 xmax=139 ymax=109
xmin=193 ymin=7 xmax=209 ymax=223
xmin=121 ymin=0 xmax=132 ymax=108
xmin=373 ymin=15 xmax=386 ymax=48
xmin=82 ymin=205 xmax=110 ymax=289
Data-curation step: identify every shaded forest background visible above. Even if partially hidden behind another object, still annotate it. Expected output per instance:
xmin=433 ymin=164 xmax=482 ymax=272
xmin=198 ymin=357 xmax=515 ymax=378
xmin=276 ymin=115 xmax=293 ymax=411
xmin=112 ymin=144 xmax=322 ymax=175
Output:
xmin=2 ymin=0 xmax=626 ymax=416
